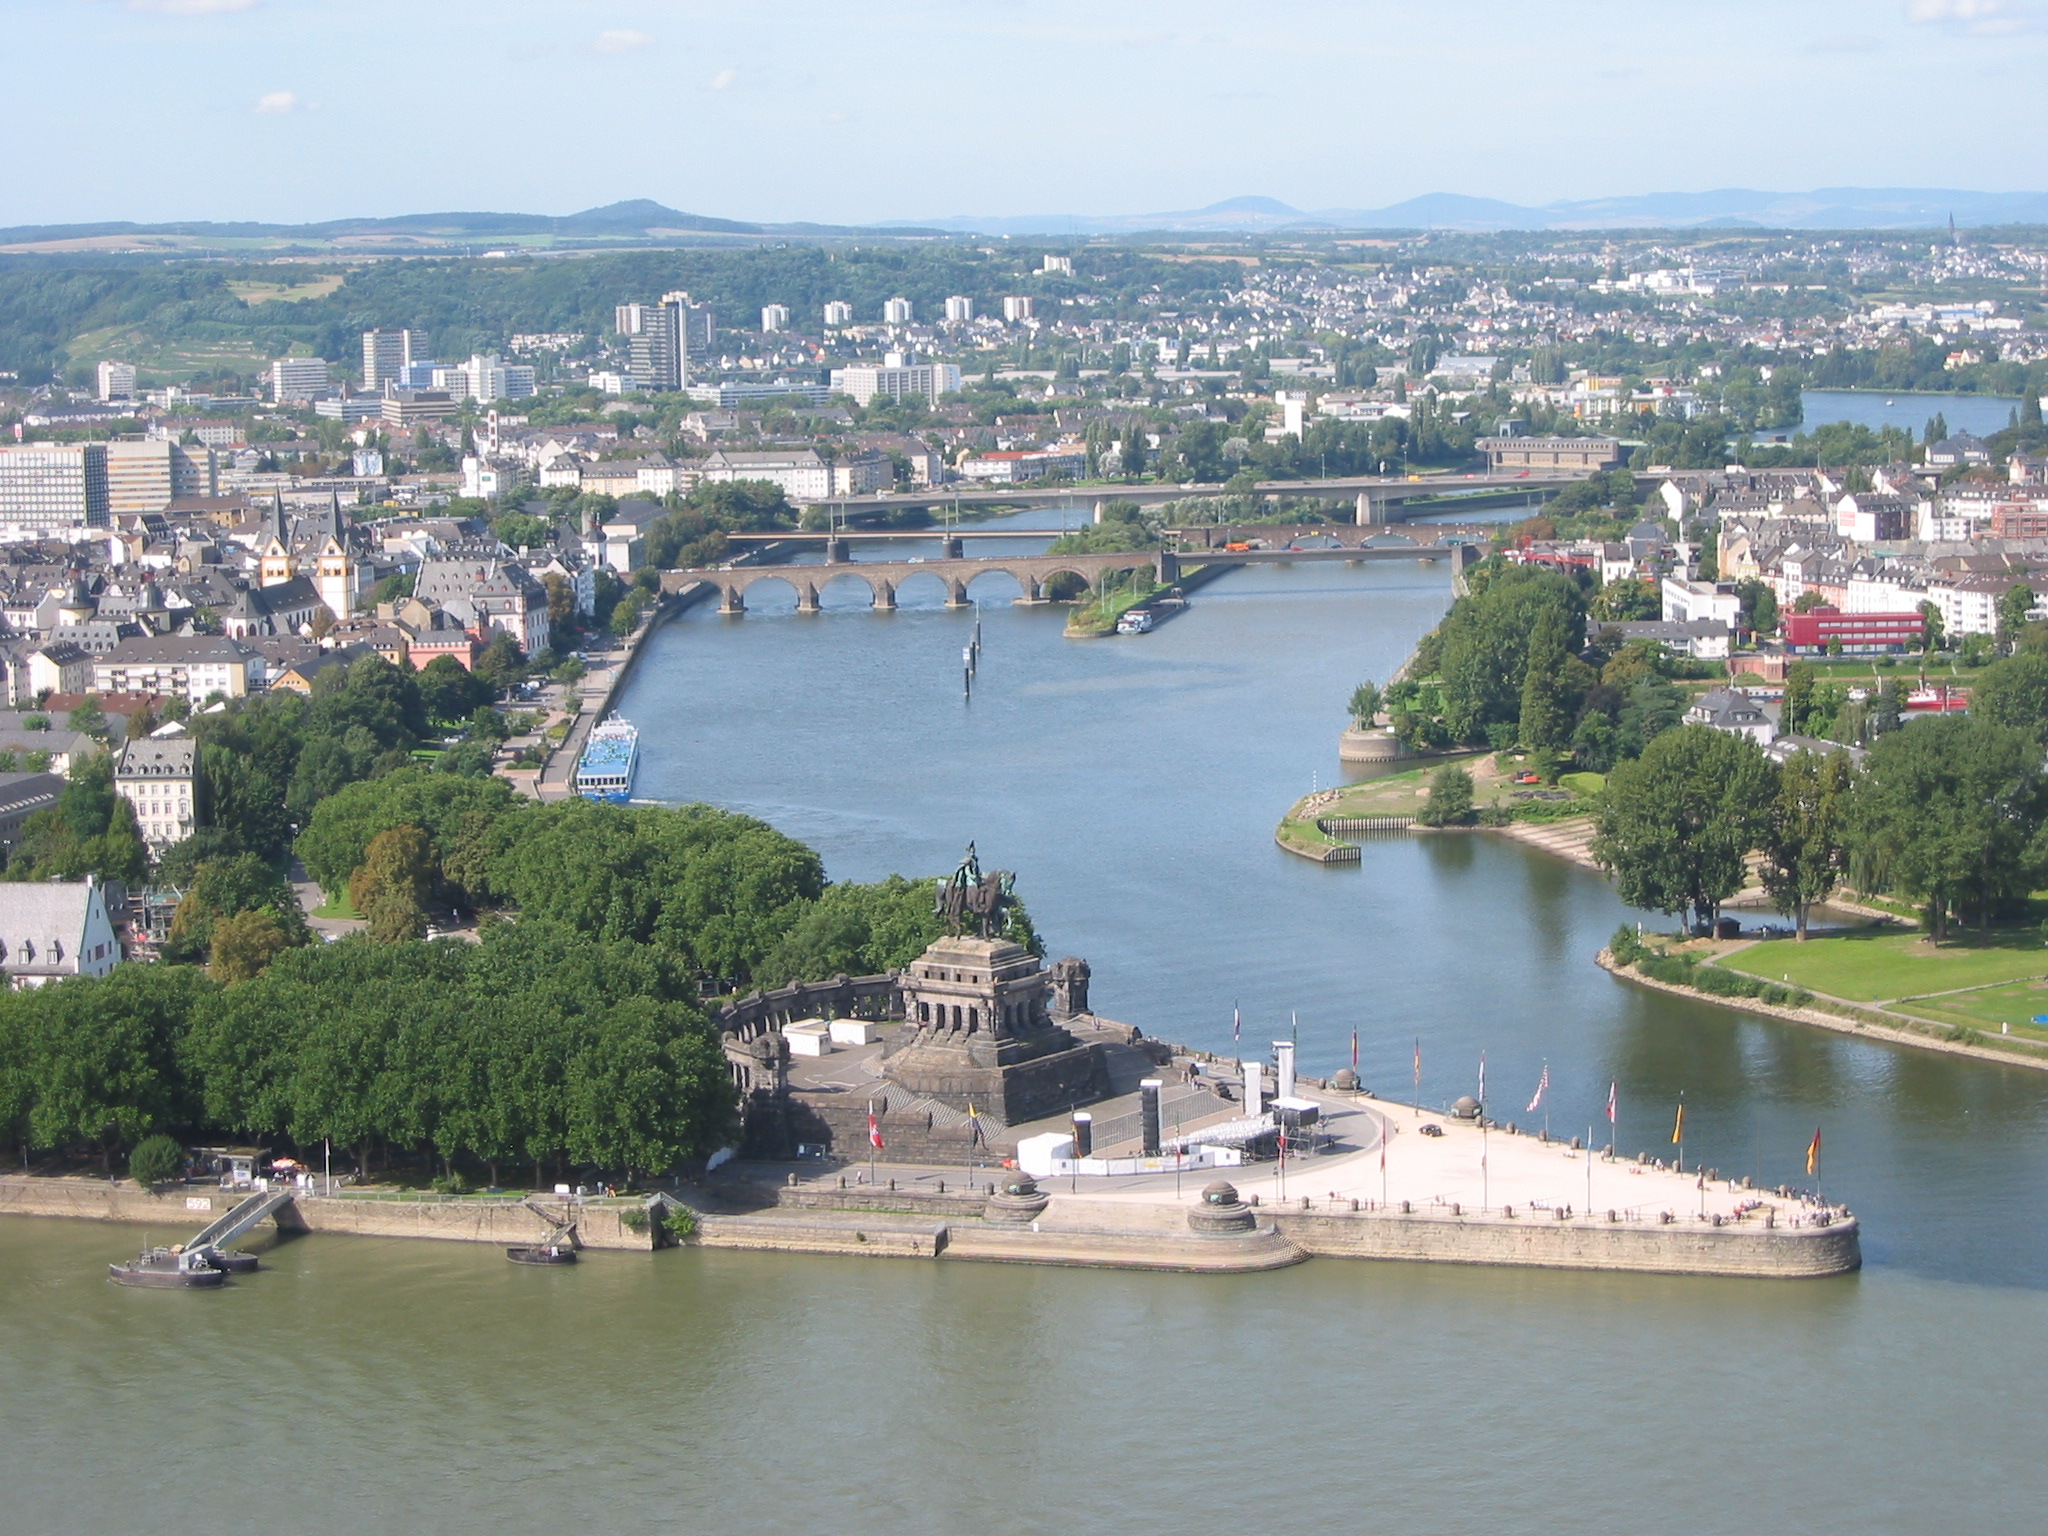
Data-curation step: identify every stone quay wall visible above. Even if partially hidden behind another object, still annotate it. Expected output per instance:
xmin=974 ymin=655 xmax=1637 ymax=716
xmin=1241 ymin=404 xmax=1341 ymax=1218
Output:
xmin=1267 ymin=1205 xmax=1860 ymax=1278
xmin=0 ymin=1177 xmax=658 ymax=1251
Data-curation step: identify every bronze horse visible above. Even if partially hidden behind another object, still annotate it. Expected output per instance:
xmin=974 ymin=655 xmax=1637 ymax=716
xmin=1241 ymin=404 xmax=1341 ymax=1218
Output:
xmin=936 ymin=844 xmax=1016 ymax=939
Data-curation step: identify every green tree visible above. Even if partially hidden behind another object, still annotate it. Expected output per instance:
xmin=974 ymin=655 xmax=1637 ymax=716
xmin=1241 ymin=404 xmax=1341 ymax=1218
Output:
xmin=1998 ymin=584 xmax=2037 ymax=650
xmin=1735 ymin=578 xmax=1779 ymax=637
xmin=1760 ymin=749 xmax=1855 ymax=939
xmin=1516 ymin=606 xmax=1571 ymax=769
xmin=418 ymin=655 xmax=494 ymax=726
xmin=296 ymin=768 xmax=517 ymax=900
xmin=1917 ymin=600 xmax=1946 ymax=655
xmin=1782 ymin=662 xmax=1818 ymax=736
xmin=128 ymin=1132 xmax=185 ymax=1190
xmin=208 ymin=908 xmax=295 ymax=984
xmin=1848 ymin=715 xmax=2048 ymax=939
xmin=1971 ymin=651 xmax=2048 ymax=744
xmin=1593 ymin=725 xmax=1775 ymax=932
xmin=164 ymin=853 xmax=309 ymax=964
xmin=1418 ymin=766 xmax=1476 ymax=827
xmin=350 ymin=826 xmax=436 ymax=943
xmin=1347 ymin=680 xmax=1383 ymax=727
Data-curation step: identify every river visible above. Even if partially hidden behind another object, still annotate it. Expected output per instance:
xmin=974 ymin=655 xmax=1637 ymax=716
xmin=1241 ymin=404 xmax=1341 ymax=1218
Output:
xmin=1778 ymin=387 xmax=2024 ymax=441
xmin=7 ymin=538 xmax=2048 ymax=1534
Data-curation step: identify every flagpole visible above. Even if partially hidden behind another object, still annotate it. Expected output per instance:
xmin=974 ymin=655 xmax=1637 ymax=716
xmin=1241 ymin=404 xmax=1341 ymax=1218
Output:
xmin=1586 ymin=1123 xmax=1593 ymax=1216
xmin=867 ymin=1098 xmax=876 ymax=1185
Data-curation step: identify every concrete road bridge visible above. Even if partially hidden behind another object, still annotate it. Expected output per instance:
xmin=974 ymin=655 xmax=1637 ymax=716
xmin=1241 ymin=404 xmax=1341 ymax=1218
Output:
xmin=801 ymin=470 xmax=1588 ymax=527
xmin=660 ymin=537 xmax=1480 ymax=614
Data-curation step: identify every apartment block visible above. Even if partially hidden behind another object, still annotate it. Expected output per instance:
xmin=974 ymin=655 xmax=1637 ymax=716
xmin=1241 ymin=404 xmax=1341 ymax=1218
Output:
xmin=0 ymin=444 xmax=111 ymax=533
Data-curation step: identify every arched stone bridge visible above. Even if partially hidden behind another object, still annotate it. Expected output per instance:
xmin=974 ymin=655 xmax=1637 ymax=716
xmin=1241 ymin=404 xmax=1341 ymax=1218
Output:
xmin=660 ymin=548 xmax=1179 ymax=613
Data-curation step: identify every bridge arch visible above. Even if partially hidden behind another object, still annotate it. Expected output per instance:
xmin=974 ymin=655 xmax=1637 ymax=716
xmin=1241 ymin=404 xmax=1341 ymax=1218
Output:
xmin=960 ymin=566 xmax=1026 ymax=602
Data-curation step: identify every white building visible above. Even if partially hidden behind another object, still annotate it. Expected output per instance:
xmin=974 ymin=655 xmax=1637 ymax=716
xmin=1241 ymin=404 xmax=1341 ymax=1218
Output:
xmin=761 ymin=304 xmax=790 ymax=333
xmin=696 ymin=448 xmax=831 ymax=501
xmin=115 ymin=728 xmax=197 ymax=849
xmin=823 ymin=301 xmax=853 ymax=328
xmin=1684 ymin=689 xmax=1775 ymax=747
xmin=0 ymin=444 xmax=111 ymax=534
xmin=362 ymin=329 xmax=418 ymax=392
xmin=269 ymin=357 xmax=332 ymax=403
xmin=829 ymin=358 xmax=963 ymax=406
xmin=96 ymin=361 xmax=137 ymax=402
xmin=944 ymin=295 xmax=975 ymax=323
xmin=0 ymin=877 xmax=121 ymax=987
xmin=1660 ymin=576 xmax=1741 ymax=627
xmin=1041 ymin=254 xmax=1073 ymax=275
xmin=433 ymin=355 xmax=536 ymax=403
xmin=93 ymin=635 xmax=259 ymax=704
xmin=1002 ymin=296 xmax=1035 ymax=323
xmin=587 ymin=371 xmax=636 ymax=395
xmin=882 ymin=297 xmax=913 ymax=324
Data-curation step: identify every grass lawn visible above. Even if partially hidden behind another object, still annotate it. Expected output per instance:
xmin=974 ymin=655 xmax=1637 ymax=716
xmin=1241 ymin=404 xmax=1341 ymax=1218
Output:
xmin=1724 ymin=928 xmax=2048 ymax=1002
xmin=311 ymin=891 xmax=360 ymax=920
xmin=1890 ymin=982 xmax=2048 ymax=1040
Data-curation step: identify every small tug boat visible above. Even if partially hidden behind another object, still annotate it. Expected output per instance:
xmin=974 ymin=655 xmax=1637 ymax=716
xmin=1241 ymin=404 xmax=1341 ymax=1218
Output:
xmin=110 ymin=1246 xmax=226 ymax=1289
xmin=506 ymin=1239 xmax=579 ymax=1266
xmin=207 ymin=1249 xmax=260 ymax=1274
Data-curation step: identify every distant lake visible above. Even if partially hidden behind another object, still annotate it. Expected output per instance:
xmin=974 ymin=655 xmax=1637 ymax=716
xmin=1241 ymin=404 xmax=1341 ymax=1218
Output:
xmin=1756 ymin=387 xmax=2025 ymax=442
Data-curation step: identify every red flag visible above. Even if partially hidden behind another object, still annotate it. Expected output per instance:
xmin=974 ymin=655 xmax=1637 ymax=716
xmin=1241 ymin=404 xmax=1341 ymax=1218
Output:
xmin=868 ymin=1109 xmax=883 ymax=1151
xmin=1606 ymin=1081 xmax=1617 ymax=1125
xmin=1526 ymin=1062 xmax=1549 ymax=1115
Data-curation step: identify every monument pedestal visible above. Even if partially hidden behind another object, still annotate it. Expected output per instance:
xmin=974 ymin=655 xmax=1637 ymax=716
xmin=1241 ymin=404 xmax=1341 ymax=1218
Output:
xmin=883 ymin=935 xmax=1108 ymax=1122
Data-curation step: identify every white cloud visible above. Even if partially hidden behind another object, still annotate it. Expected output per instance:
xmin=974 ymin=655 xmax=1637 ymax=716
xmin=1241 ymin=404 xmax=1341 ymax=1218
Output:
xmin=130 ymin=0 xmax=262 ymax=13
xmin=710 ymin=67 xmax=739 ymax=90
xmin=594 ymin=29 xmax=653 ymax=53
xmin=253 ymin=91 xmax=300 ymax=115
xmin=1907 ymin=0 xmax=2029 ymax=31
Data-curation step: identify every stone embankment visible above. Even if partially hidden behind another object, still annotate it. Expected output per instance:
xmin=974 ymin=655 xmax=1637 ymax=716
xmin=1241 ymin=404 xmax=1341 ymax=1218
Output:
xmin=0 ymin=1178 xmax=662 ymax=1250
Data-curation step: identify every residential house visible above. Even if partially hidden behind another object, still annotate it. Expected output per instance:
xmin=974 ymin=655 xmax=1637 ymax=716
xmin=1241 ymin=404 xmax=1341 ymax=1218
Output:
xmin=1684 ymin=689 xmax=1775 ymax=746
xmin=114 ymin=728 xmax=198 ymax=848
xmin=0 ymin=876 xmax=122 ymax=987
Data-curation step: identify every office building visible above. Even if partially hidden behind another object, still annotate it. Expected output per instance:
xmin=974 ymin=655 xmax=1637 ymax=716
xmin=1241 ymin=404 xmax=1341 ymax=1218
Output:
xmin=618 ymin=292 xmax=714 ymax=392
xmin=829 ymin=358 xmax=963 ymax=406
xmin=1002 ymin=295 xmax=1035 ymax=322
xmin=431 ymin=354 xmax=536 ymax=402
xmin=105 ymin=439 xmax=216 ymax=515
xmin=882 ymin=296 xmax=913 ymax=324
xmin=1041 ymin=254 xmax=1073 ymax=275
xmin=362 ymin=329 xmax=419 ymax=392
xmin=96 ymin=361 xmax=137 ymax=402
xmin=944 ymin=295 xmax=974 ymax=323
xmin=823 ymin=301 xmax=853 ymax=328
xmin=761 ymin=304 xmax=790 ymax=333
xmin=0 ymin=444 xmax=111 ymax=533
xmin=269 ymin=357 xmax=332 ymax=403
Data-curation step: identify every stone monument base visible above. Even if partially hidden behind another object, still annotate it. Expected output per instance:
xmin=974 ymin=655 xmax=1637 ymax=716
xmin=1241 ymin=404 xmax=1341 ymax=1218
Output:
xmin=883 ymin=1032 xmax=1107 ymax=1124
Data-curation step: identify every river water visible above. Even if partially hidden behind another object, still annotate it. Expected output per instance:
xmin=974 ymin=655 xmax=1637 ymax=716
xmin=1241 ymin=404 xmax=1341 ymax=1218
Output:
xmin=7 ymin=530 xmax=2048 ymax=1534
xmin=1784 ymin=387 xmax=2023 ymax=441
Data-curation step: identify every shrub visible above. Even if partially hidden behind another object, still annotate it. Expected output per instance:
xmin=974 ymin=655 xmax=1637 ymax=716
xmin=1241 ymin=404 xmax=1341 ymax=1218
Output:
xmin=618 ymin=1206 xmax=649 ymax=1232
xmin=430 ymin=1172 xmax=468 ymax=1196
xmin=663 ymin=1205 xmax=698 ymax=1242
xmin=1418 ymin=766 xmax=1476 ymax=827
xmin=128 ymin=1134 xmax=184 ymax=1190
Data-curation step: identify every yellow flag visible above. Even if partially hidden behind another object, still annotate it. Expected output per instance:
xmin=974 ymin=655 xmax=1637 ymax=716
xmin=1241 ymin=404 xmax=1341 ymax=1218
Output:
xmin=1671 ymin=1103 xmax=1685 ymax=1144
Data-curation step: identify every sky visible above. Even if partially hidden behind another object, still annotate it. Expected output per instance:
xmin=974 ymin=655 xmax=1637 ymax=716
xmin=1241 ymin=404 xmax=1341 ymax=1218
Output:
xmin=3 ymin=0 xmax=2043 ymax=226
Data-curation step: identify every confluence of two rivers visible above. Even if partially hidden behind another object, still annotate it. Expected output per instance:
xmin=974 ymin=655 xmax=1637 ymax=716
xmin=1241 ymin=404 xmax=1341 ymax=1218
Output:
xmin=5 ymin=505 xmax=2046 ymax=1534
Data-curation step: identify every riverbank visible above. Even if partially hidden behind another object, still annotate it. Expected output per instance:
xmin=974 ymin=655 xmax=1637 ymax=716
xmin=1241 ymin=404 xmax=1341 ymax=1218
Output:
xmin=7 ymin=1070 xmax=1860 ymax=1280
xmin=1597 ymin=947 xmax=2048 ymax=1074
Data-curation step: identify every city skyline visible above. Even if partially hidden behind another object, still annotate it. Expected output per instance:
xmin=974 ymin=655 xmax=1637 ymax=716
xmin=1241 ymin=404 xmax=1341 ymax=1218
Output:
xmin=11 ymin=0 xmax=2045 ymax=228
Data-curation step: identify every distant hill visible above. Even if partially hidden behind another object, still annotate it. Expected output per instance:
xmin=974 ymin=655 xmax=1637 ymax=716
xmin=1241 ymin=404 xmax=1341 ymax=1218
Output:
xmin=0 ymin=201 xmax=941 ymax=254
xmin=884 ymin=188 xmax=2048 ymax=235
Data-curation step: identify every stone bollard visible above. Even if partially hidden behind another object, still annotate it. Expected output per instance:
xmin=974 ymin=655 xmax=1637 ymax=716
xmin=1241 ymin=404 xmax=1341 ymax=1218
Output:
xmin=787 ymin=1172 xmax=798 ymax=1187
xmin=1504 ymin=1205 xmax=1515 ymax=1219
xmin=937 ymin=1180 xmax=946 ymax=1193
xmin=1349 ymin=1198 xmax=1359 ymax=1212
xmin=1450 ymin=1202 xmax=1461 ymax=1216
xmin=1606 ymin=1209 xmax=1618 ymax=1223
xmin=1400 ymin=1200 xmax=1412 ymax=1214
xmin=838 ymin=1176 xmax=847 ymax=1189
xmin=888 ymin=1178 xmax=896 ymax=1191
xmin=1247 ymin=1192 xmax=1260 ymax=1207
